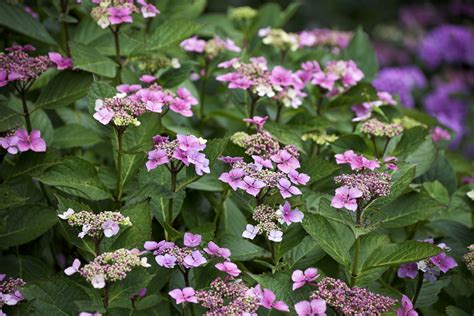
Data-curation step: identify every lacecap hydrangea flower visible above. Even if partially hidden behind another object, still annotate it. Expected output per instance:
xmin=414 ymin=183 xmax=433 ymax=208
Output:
xmin=64 ymin=248 xmax=150 ymax=289
xmin=58 ymin=208 xmax=131 ymax=239
xmin=89 ymin=0 xmax=159 ymax=29
xmin=180 ymin=36 xmax=241 ymax=59
xmin=298 ymin=28 xmax=352 ymax=53
xmin=0 ymin=274 xmax=25 ymax=311
xmin=146 ymin=134 xmax=210 ymax=176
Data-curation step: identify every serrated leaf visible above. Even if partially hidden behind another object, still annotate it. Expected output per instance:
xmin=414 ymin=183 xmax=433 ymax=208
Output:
xmin=70 ymin=41 xmax=117 ymax=78
xmin=111 ymin=201 xmax=152 ymax=249
xmin=0 ymin=2 xmax=56 ymax=44
xmin=0 ymin=104 xmax=23 ymax=132
xmin=219 ymin=233 xmax=270 ymax=261
xmin=0 ymin=184 xmax=29 ymax=209
xmin=342 ymin=27 xmax=378 ymax=80
xmin=362 ymin=240 xmax=441 ymax=270
xmin=36 ymin=157 xmax=112 ymax=201
xmin=147 ymin=19 xmax=201 ymax=51
xmin=0 ymin=204 xmax=57 ymax=248
xmin=302 ymin=213 xmax=354 ymax=266
xmin=35 ymin=71 xmax=93 ymax=109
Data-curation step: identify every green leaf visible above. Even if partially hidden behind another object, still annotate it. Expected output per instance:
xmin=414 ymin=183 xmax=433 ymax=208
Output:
xmin=421 ymin=153 xmax=457 ymax=195
xmin=158 ymin=61 xmax=195 ymax=88
xmin=0 ymin=2 xmax=56 ymax=44
xmin=249 ymin=272 xmax=303 ymax=307
xmin=0 ymin=204 xmax=57 ymax=248
xmin=35 ymin=71 xmax=93 ymax=109
xmin=264 ymin=122 xmax=304 ymax=152
xmin=415 ymin=277 xmax=450 ymax=308
xmin=302 ymin=156 xmax=340 ymax=184
xmin=362 ymin=240 xmax=441 ymax=270
xmin=0 ymin=150 xmax=59 ymax=181
xmin=302 ymin=213 xmax=354 ymax=266
xmin=423 ymin=181 xmax=450 ymax=206
xmin=36 ymin=157 xmax=112 ymax=201
xmin=87 ymin=80 xmax=117 ymax=114
xmin=219 ymin=234 xmax=270 ymax=261
xmin=22 ymin=277 xmax=91 ymax=315
xmin=146 ymin=19 xmax=201 ymax=51
xmin=329 ymin=82 xmax=377 ymax=107
xmin=284 ymin=236 xmax=326 ymax=269
xmin=342 ymin=27 xmax=378 ymax=80
xmin=446 ymin=305 xmax=470 ymax=316
xmin=0 ymin=184 xmax=29 ymax=209
xmin=352 ymin=234 xmax=390 ymax=286
xmin=52 ymin=124 xmax=102 ymax=149
xmin=0 ymin=103 xmax=23 ymax=132
xmin=374 ymin=192 xmax=446 ymax=228
xmin=111 ymin=201 xmax=152 ymax=249
xmin=109 ymin=269 xmax=153 ymax=308
xmin=331 ymin=134 xmax=369 ymax=154
xmin=70 ymin=41 xmax=117 ymax=78
xmin=218 ymin=198 xmax=248 ymax=237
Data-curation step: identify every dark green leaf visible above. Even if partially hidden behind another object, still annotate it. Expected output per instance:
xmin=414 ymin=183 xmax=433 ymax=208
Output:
xmin=70 ymin=41 xmax=117 ymax=78
xmin=0 ymin=184 xmax=29 ymax=209
xmin=112 ymin=201 xmax=152 ymax=249
xmin=342 ymin=27 xmax=378 ymax=80
xmin=52 ymin=124 xmax=102 ymax=148
xmin=146 ymin=19 xmax=201 ymax=51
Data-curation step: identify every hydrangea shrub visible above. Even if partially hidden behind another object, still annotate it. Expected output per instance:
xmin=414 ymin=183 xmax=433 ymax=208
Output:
xmin=0 ymin=1 xmax=472 ymax=315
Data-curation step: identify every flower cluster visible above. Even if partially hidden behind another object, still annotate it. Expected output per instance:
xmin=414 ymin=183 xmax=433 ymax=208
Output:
xmin=298 ymin=28 xmax=352 ymax=53
xmin=217 ymin=57 xmax=307 ymax=107
xmin=146 ymin=134 xmax=209 ymax=176
xmin=373 ymin=66 xmax=427 ymax=108
xmin=419 ymin=25 xmax=474 ymax=69
xmin=180 ymin=36 xmax=241 ymax=59
xmin=65 ymin=249 xmax=150 ymax=289
xmin=310 ymin=277 xmax=397 ymax=315
xmin=242 ymin=202 xmax=303 ymax=242
xmin=0 ymin=45 xmax=51 ymax=87
xmin=90 ymin=0 xmax=159 ymax=29
xmin=258 ymin=27 xmax=299 ymax=52
xmin=352 ymin=91 xmax=397 ymax=121
xmin=463 ymin=244 xmax=474 ymax=272
xmin=169 ymin=275 xmax=289 ymax=315
xmin=398 ymin=240 xmax=457 ymax=281
xmin=93 ymin=93 xmax=146 ymax=126
xmin=360 ymin=118 xmax=404 ymax=138
xmin=331 ymin=150 xmax=392 ymax=211
xmin=0 ymin=128 xmax=47 ymax=154
xmin=58 ymin=208 xmax=131 ymax=239
xmin=220 ymin=117 xmax=309 ymax=199
xmin=301 ymin=131 xmax=339 ymax=146
xmin=296 ymin=59 xmax=364 ymax=96
xmin=0 ymin=274 xmax=25 ymax=310
xmin=144 ymin=232 xmax=230 ymax=270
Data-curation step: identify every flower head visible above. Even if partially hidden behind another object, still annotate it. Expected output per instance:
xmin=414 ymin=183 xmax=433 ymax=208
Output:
xmin=169 ymin=287 xmax=198 ymax=304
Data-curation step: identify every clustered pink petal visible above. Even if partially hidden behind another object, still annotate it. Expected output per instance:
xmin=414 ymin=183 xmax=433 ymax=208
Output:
xmin=1 ymin=128 xmax=47 ymax=154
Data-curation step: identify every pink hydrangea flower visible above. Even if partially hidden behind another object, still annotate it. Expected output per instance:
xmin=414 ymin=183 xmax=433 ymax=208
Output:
xmin=15 ymin=129 xmax=47 ymax=152
xmin=183 ymin=250 xmax=207 ymax=268
xmin=183 ymin=232 xmax=202 ymax=247
xmin=0 ymin=133 xmax=19 ymax=154
xmin=169 ymin=287 xmax=198 ymax=304
xmin=430 ymin=252 xmax=458 ymax=273
xmin=218 ymin=168 xmax=245 ymax=190
xmin=117 ymin=84 xmax=141 ymax=94
xmin=431 ymin=126 xmax=451 ymax=142
xmin=288 ymin=170 xmax=310 ymax=185
xmin=146 ymin=149 xmax=169 ymax=171
xmin=397 ymin=263 xmax=419 ymax=279
xmin=64 ymin=259 xmax=81 ymax=276
xmin=242 ymin=224 xmax=260 ymax=240
xmin=180 ymin=36 xmax=206 ymax=53
xmin=101 ymin=220 xmax=119 ymax=237
xmin=292 ymin=267 xmax=319 ymax=290
xmin=137 ymin=0 xmax=160 ymax=18
xmin=215 ymin=262 xmax=241 ymax=277
xmin=170 ymin=98 xmax=193 ymax=117
xmin=203 ymin=241 xmax=231 ymax=259
xmin=243 ymin=116 xmax=268 ymax=130
xmin=269 ymin=66 xmax=294 ymax=87
xmin=397 ymin=295 xmax=418 ymax=316
xmin=278 ymin=202 xmax=304 ymax=225
xmin=93 ymin=99 xmax=115 ymax=125
xmin=48 ymin=52 xmax=73 ymax=70
xmin=155 ymin=254 xmax=177 ymax=268
xmin=271 ymin=150 xmax=300 ymax=173
xmin=260 ymin=288 xmax=289 ymax=312
xmin=108 ymin=7 xmax=133 ymax=25
xmin=252 ymin=155 xmax=273 ymax=169
xmin=277 ymin=178 xmax=302 ymax=199
xmin=294 ymin=299 xmax=327 ymax=316
xmin=330 ymin=185 xmax=363 ymax=212
xmin=139 ymin=75 xmax=156 ymax=84
xmin=238 ymin=176 xmax=266 ymax=197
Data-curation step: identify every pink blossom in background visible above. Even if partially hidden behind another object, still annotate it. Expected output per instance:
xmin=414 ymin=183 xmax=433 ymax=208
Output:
xmin=431 ymin=126 xmax=451 ymax=142
xmin=183 ymin=232 xmax=202 ymax=247
xmin=180 ymin=36 xmax=206 ymax=53
xmin=203 ymin=241 xmax=231 ymax=259
xmin=294 ymin=299 xmax=327 ymax=316
xmin=215 ymin=262 xmax=241 ymax=277
xmin=139 ymin=75 xmax=156 ymax=84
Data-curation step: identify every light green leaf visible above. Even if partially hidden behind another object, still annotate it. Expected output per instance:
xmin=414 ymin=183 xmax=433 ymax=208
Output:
xmin=35 ymin=71 xmax=93 ymax=109
xmin=0 ymin=2 xmax=55 ymax=44
xmin=362 ymin=240 xmax=441 ymax=270
xmin=36 ymin=157 xmax=112 ymax=201
xmin=0 ymin=204 xmax=57 ymax=248
xmin=52 ymin=124 xmax=102 ymax=148
xmin=146 ymin=19 xmax=201 ymax=51
xmin=70 ymin=41 xmax=117 ymax=78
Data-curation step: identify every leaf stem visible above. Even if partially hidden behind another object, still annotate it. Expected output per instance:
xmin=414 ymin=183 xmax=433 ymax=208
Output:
xmin=382 ymin=137 xmax=390 ymax=157
xmin=275 ymin=102 xmax=283 ymax=123
xmin=103 ymin=284 xmax=110 ymax=316
xmin=199 ymin=59 xmax=209 ymax=120
xmin=371 ymin=136 xmax=379 ymax=159
xmin=166 ymin=163 xmax=178 ymax=238
xmin=115 ymin=127 xmax=125 ymax=208
xmin=248 ymin=93 xmax=258 ymax=118
xmin=18 ymin=87 xmax=32 ymax=132
xmin=349 ymin=237 xmax=360 ymax=287
xmin=411 ymin=271 xmax=424 ymax=306
xmin=111 ymin=26 xmax=122 ymax=83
